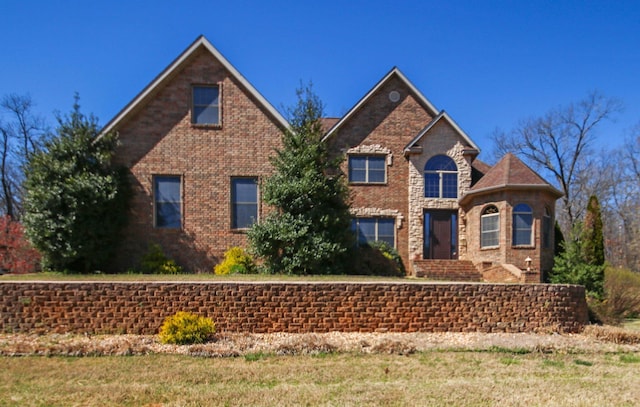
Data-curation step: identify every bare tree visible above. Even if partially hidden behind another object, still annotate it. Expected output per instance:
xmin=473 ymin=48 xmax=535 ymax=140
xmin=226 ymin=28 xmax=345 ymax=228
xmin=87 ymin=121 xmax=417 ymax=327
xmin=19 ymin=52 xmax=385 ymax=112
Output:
xmin=0 ymin=94 xmax=47 ymax=219
xmin=492 ymin=91 xmax=622 ymax=232
xmin=603 ymin=132 xmax=640 ymax=271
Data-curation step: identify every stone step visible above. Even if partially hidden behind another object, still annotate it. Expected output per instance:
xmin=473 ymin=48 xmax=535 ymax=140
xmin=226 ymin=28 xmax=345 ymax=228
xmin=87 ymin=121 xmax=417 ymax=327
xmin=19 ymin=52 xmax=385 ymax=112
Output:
xmin=412 ymin=260 xmax=482 ymax=282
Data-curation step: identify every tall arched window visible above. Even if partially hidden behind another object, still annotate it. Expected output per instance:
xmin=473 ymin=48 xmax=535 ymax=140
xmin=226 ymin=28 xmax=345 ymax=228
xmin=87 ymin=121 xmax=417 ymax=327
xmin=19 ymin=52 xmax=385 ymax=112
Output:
xmin=424 ymin=155 xmax=458 ymax=198
xmin=513 ymin=203 xmax=533 ymax=246
xmin=481 ymin=205 xmax=499 ymax=248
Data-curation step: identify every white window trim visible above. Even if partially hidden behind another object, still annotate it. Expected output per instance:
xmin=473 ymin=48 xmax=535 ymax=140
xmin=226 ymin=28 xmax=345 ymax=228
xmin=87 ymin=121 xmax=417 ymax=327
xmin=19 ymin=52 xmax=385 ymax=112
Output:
xmin=480 ymin=207 xmax=500 ymax=249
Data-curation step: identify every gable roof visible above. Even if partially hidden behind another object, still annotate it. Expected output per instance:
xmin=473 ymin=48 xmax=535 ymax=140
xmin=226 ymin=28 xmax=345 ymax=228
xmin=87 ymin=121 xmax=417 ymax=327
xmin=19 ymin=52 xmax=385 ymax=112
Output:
xmin=460 ymin=153 xmax=563 ymax=204
xmin=403 ymin=110 xmax=480 ymax=155
xmin=100 ymin=35 xmax=290 ymax=135
xmin=322 ymin=67 xmax=439 ymax=141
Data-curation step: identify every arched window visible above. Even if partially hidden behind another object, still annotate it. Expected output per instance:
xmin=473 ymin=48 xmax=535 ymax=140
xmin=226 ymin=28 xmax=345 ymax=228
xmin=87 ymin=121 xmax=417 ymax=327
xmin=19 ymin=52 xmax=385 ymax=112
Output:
xmin=543 ymin=206 xmax=552 ymax=249
xmin=424 ymin=155 xmax=457 ymax=198
xmin=481 ymin=205 xmax=499 ymax=248
xmin=513 ymin=203 xmax=533 ymax=246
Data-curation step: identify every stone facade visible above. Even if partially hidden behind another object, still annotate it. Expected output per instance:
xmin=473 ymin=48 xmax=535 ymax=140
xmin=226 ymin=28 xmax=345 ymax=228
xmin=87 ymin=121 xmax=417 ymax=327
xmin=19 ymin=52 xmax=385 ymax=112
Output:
xmin=0 ymin=282 xmax=588 ymax=334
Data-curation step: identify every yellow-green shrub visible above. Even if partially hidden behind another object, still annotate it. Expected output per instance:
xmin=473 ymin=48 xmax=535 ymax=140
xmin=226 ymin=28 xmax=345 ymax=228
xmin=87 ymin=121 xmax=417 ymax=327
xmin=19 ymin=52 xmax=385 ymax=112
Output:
xmin=158 ymin=311 xmax=216 ymax=344
xmin=140 ymin=243 xmax=183 ymax=274
xmin=214 ymin=246 xmax=256 ymax=275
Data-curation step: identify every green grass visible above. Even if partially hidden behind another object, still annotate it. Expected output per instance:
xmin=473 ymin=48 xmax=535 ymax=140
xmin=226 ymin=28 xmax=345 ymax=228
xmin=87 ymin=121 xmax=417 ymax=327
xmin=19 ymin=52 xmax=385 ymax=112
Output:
xmin=0 ymin=271 xmax=408 ymax=282
xmin=1 ymin=351 xmax=639 ymax=406
xmin=623 ymin=319 xmax=640 ymax=331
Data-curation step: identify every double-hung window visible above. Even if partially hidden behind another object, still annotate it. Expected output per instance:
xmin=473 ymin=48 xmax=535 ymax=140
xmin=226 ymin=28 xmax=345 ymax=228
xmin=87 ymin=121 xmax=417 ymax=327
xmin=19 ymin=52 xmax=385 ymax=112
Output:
xmin=480 ymin=205 xmax=499 ymax=248
xmin=348 ymin=155 xmax=386 ymax=183
xmin=192 ymin=85 xmax=220 ymax=125
xmin=154 ymin=175 xmax=182 ymax=228
xmin=231 ymin=177 xmax=258 ymax=229
xmin=351 ymin=217 xmax=395 ymax=247
xmin=513 ymin=203 xmax=533 ymax=246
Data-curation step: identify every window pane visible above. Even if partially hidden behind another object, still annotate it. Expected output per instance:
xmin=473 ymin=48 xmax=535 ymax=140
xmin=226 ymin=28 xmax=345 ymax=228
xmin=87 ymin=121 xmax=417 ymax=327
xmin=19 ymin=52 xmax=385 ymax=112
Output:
xmin=232 ymin=178 xmax=257 ymax=202
xmin=358 ymin=219 xmax=376 ymax=242
xmin=481 ymin=213 xmax=499 ymax=247
xmin=155 ymin=176 xmax=181 ymax=228
xmin=368 ymin=157 xmax=385 ymax=170
xmin=194 ymin=106 xmax=219 ymax=125
xmin=156 ymin=202 xmax=181 ymax=228
xmin=156 ymin=177 xmax=180 ymax=202
xmin=234 ymin=204 xmax=257 ymax=229
xmin=514 ymin=213 xmax=532 ymax=229
xmin=232 ymin=178 xmax=258 ymax=229
xmin=378 ymin=218 xmax=395 ymax=247
xmin=193 ymin=87 xmax=218 ymax=105
xmin=424 ymin=173 xmax=439 ymax=197
xmin=513 ymin=229 xmax=532 ymax=246
xmin=193 ymin=86 xmax=219 ymax=124
xmin=425 ymin=155 xmax=456 ymax=171
xmin=368 ymin=169 xmax=386 ymax=183
xmin=442 ymin=173 xmax=458 ymax=198
xmin=348 ymin=157 xmax=367 ymax=182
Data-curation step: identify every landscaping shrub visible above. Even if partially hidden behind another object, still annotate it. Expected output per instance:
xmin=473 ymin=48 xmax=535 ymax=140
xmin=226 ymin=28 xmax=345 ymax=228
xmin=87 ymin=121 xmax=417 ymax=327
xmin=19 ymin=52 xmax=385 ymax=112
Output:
xmin=214 ymin=246 xmax=256 ymax=275
xmin=0 ymin=215 xmax=40 ymax=274
xmin=590 ymin=267 xmax=640 ymax=324
xmin=140 ymin=243 xmax=183 ymax=274
xmin=350 ymin=241 xmax=406 ymax=277
xmin=158 ymin=311 xmax=216 ymax=345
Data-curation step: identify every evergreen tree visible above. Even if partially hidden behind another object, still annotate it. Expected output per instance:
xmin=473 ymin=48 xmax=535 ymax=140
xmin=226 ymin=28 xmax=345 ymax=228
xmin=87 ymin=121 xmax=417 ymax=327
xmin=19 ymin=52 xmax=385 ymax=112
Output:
xmin=248 ymin=84 xmax=353 ymax=274
xmin=22 ymin=96 xmax=129 ymax=272
xmin=582 ymin=195 xmax=605 ymax=266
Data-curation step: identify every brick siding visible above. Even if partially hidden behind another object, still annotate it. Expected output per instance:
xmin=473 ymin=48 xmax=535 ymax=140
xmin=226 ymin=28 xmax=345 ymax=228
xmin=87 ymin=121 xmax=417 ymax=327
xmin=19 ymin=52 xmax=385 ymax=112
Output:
xmin=0 ymin=282 xmax=588 ymax=334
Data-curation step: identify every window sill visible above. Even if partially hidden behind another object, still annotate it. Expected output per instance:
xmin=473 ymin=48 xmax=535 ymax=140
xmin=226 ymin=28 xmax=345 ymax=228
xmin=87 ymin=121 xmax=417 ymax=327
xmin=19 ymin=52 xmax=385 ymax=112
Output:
xmin=480 ymin=246 xmax=499 ymax=250
xmin=231 ymin=228 xmax=250 ymax=234
xmin=512 ymin=245 xmax=535 ymax=249
xmin=191 ymin=123 xmax=222 ymax=129
xmin=349 ymin=182 xmax=388 ymax=186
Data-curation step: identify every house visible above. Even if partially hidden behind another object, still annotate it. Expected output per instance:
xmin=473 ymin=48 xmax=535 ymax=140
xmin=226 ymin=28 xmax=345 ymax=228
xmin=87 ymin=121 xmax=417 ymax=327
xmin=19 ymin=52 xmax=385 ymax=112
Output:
xmin=103 ymin=36 xmax=561 ymax=282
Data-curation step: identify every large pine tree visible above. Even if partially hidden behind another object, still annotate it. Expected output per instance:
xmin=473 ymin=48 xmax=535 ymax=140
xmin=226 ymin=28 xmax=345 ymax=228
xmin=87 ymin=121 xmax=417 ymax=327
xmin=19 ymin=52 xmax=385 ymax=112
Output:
xmin=22 ymin=97 xmax=129 ymax=272
xmin=582 ymin=195 xmax=605 ymax=266
xmin=248 ymin=84 xmax=353 ymax=274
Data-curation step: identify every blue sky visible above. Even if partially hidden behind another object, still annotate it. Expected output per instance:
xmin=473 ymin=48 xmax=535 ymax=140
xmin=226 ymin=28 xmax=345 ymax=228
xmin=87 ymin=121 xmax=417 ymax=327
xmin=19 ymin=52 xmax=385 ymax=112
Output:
xmin=2 ymin=0 xmax=638 ymax=158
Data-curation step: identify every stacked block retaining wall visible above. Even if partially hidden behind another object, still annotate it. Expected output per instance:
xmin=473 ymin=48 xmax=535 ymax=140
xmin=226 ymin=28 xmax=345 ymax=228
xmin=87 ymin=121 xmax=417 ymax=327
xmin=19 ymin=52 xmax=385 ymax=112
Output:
xmin=0 ymin=282 xmax=588 ymax=334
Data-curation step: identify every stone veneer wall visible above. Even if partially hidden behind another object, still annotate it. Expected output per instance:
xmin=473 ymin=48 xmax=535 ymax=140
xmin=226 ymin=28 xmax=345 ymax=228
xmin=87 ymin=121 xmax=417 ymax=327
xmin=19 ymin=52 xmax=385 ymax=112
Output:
xmin=0 ymin=282 xmax=588 ymax=335
xmin=408 ymin=136 xmax=473 ymax=261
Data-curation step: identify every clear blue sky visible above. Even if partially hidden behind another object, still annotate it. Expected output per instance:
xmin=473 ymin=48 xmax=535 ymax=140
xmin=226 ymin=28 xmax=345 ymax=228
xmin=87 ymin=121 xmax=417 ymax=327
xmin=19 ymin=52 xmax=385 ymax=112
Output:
xmin=2 ymin=0 xmax=638 ymax=158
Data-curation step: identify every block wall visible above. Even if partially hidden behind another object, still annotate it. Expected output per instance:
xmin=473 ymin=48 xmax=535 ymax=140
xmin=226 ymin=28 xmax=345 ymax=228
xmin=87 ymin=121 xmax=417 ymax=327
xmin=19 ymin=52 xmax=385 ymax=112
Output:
xmin=0 ymin=282 xmax=588 ymax=335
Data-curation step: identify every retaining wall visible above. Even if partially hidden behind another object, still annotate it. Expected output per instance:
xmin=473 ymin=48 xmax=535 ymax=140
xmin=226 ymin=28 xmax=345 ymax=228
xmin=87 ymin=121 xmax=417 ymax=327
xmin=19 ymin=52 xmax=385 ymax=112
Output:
xmin=0 ymin=282 xmax=589 ymax=334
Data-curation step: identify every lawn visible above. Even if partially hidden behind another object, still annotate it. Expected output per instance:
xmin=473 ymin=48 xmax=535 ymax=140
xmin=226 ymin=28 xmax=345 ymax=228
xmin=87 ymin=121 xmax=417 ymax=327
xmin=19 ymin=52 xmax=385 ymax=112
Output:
xmin=1 ymin=350 xmax=639 ymax=406
xmin=0 ymin=271 xmax=407 ymax=282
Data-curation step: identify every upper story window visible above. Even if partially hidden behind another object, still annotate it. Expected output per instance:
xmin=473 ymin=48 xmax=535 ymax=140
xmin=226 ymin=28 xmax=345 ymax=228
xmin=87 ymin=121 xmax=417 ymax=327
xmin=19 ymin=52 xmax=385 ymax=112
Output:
xmin=543 ymin=206 xmax=552 ymax=249
xmin=348 ymin=155 xmax=386 ymax=184
xmin=231 ymin=177 xmax=258 ymax=229
xmin=351 ymin=217 xmax=395 ymax=248
xmin=192 ymin=85 xmax=220 ymax=125
xmin=154 ymin=175 xmax=182 ymax=229
xmin=481 ymin=205 xmax=499 ymax=248
xmin=513 ymin=203 xmax=533 ymax=246
xmin=424 ymin=155 xmax=457 ymax=198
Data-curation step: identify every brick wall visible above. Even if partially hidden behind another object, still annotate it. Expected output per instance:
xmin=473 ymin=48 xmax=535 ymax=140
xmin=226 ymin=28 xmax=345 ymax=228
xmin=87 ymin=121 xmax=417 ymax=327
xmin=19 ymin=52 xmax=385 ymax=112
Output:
xmin=111 ymin=47 xmax=284 ymax=272
xmin=0 ymin=282 xmax=588 ymax=335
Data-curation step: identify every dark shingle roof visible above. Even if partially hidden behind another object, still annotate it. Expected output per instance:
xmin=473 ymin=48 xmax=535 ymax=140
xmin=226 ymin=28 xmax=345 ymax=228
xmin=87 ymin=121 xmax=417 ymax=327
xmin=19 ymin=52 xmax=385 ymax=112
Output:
xmin=461 ymin=153 xmax=562 ymax=204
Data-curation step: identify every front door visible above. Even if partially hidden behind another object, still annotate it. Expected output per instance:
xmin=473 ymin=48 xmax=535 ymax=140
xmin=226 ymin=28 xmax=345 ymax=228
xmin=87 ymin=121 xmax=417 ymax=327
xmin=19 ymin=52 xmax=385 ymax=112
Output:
xmin=423 ymin=210 xmax=457 ymax=259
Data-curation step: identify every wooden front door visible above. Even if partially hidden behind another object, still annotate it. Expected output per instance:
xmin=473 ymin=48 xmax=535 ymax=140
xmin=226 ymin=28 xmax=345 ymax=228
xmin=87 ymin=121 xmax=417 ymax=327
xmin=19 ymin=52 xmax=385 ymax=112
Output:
xmin=423 ymin=210 xmax=458 ymax=259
